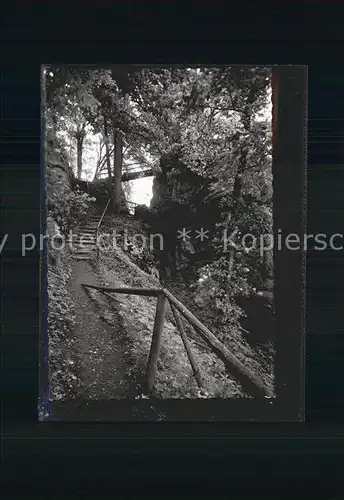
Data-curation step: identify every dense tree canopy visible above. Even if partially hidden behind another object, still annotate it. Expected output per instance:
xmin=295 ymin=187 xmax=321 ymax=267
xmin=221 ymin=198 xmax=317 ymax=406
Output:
xmin=45 ymin=65 xmax=273 ymax=349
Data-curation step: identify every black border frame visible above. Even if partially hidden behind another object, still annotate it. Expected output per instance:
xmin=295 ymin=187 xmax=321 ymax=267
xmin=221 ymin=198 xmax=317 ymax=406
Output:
xmin=2 ymin=0 xmax=344 ymax=489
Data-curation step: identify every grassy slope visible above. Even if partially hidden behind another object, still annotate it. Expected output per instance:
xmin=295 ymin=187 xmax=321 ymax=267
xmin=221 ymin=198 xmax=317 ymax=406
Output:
xmin=48 ymin=250 xmax=80 ymax=400
xmin=48 ymin=212 xmax=274 ymax=401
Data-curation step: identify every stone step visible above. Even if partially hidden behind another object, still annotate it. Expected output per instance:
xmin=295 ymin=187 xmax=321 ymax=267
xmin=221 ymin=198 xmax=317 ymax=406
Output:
xmin=72 ymin=248 xmax=94 ymax=254
xmin=73 ymin=255 xmax=93 ymax=261
xmin=76 ymin=241 xmax=96 ymax=245
xmin=78 ymin=241 xmax=96 ymax=245
xmin=68 ymin=239 xmax=96 ymax=244
xmin=73 ymin=248 xmax=94 ymax=254
xmin=80 ymin=238 xmax=96 ymax=243
xmin=73 ymin=243 xmax=96 ymax=249
xmin=73 ymin=248 xmax=95 ymax=254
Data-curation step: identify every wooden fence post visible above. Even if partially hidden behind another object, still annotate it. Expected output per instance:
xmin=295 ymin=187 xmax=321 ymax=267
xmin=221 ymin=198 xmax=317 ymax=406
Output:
xmin=169 ymin=302 xmax=203 ymax=389
xmin=163 ymin=288 xmax=273 ymax=399
xmin=146 ymin=292 xmax=168 ymax=392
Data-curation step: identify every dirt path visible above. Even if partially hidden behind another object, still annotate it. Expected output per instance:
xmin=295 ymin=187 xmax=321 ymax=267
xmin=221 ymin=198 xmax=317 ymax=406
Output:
xmin=68 ymin=260 xmax=136 ymax=399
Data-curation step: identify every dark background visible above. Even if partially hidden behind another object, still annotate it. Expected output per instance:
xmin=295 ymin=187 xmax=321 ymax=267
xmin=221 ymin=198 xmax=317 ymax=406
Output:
xmin=1 ymin=2 xmax=344 ymax=495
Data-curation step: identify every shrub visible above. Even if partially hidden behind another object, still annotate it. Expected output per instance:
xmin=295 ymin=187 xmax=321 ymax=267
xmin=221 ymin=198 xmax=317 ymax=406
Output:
xmin=49 ymin=188 xmax=96 ymax=235
xmin=48 ymin=252 xmax=79 ymax=400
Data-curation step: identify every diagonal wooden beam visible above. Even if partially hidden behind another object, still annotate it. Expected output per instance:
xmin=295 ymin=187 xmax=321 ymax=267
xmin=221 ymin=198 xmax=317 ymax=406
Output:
xmin=81 ymin=283 xmax=161 ymax=297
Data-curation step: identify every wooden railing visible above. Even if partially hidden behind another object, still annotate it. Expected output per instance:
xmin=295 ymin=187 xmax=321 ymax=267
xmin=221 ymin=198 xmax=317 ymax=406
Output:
xmin=126 ymin=200 xmax=142 ymax=215
xmin=96 ymin=198 xmax=111 ymax=260
xmin=81 ymin=283 xmax=273 ymax=399
xmin=98 ymin=166 xmax=154 ymax=182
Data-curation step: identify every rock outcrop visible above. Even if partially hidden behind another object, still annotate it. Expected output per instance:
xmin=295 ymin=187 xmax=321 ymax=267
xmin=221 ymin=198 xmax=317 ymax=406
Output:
xmin=46 ymin=138 xmax=73 ymax=209
xmin=149 ymin=152 xmax=219 ymax=280
xmin=74 ymin=177 xmax=129 ymax=214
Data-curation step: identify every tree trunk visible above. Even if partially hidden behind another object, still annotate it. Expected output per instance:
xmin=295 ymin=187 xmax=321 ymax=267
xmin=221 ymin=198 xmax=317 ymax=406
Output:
xmin=113 ymin=129 xmax=123 ymax=213
xmin=103 ymin=122 xmax=116 ymax=210
xmin=146 ymin=292 xmax=168 ymax=392
xmin=76 ymin=135 xmax=84 ymax=180
xmin=163 ymin=288 xmax=272 ymax=398
xmin=93 ymin=146 xmax=115 ymax=181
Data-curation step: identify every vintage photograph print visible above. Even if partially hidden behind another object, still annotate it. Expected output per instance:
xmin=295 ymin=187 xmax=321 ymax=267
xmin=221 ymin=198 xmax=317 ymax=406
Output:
xmin=39 ymin=65 xmax=306 ymax=421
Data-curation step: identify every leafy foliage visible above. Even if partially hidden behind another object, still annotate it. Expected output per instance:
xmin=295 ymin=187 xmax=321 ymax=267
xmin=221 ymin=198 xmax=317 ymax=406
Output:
xmin=48 ymin=255 xmax=78 ymax=400
xmin=45 ymin=65 xmax=275 ymax=399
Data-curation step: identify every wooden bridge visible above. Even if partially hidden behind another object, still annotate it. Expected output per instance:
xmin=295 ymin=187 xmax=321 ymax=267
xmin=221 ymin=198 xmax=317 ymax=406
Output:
xmin=98 ymin=165 xmax=154 ymax=182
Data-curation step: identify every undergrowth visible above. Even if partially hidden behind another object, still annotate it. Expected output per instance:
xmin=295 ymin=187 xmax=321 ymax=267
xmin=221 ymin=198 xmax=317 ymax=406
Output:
xmin=96 ymin=215 xmax=247 ymax=399
xmin=48 ymin=250 xmax=79 ymax=400
xmin=47 ymin=211 xmax=274 ymax=401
